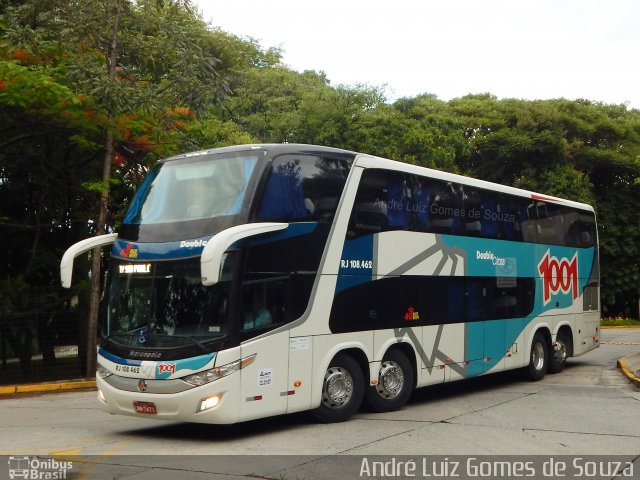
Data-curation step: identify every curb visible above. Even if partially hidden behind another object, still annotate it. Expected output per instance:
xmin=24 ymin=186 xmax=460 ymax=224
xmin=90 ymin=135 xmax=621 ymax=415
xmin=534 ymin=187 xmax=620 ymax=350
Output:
xmin=617 ymin=356 xmax=640 ymax=389
xmin=0 ymin=379 xmax=96 ymax=395
xmin=601 ymin=325 xmax=640 ymax=329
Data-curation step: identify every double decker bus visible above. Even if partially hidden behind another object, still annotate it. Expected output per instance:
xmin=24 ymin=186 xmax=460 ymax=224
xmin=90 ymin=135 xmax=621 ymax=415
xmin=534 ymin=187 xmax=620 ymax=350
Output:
xmin=61 ymin=144 xmax=600 ymax=424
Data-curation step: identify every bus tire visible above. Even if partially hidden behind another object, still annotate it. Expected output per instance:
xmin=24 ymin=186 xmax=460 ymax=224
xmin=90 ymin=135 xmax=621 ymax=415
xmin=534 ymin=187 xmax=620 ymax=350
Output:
xmin=365 ymin=349 xmax=414 ymax=412
xmin=549 ymin=332 xmax=570 ymax=374
xmin=312 ymin=354 xmax=365 ymax=423
xmin=526 ymin=332 xmax=548 ymax=381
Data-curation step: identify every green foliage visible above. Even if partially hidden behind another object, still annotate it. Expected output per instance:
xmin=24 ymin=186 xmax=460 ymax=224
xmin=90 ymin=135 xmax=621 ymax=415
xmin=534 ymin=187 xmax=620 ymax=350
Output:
xmin=513 ymin=164 xmax=594 ymax=205
xmin=601 ymin=317 xmax=640 ymax=326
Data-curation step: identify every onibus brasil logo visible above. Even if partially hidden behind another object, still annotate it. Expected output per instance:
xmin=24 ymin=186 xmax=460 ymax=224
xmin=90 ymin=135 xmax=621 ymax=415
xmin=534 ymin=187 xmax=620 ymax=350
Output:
xmin=537 ymin=249 xmax=578 ymax=305
xmin=8 ymin=456 xmax=73 ymax=479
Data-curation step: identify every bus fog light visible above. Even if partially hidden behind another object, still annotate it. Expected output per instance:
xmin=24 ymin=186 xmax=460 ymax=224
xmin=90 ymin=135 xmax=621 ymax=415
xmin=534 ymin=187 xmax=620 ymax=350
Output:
xmin=197 ymin=393 xmax=223 ymax=413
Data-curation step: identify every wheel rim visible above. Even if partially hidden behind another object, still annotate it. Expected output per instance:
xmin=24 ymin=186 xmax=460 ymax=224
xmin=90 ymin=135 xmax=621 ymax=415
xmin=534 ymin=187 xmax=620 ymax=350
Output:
xmin=554 ymin=339 xmax=567 ymax=364
xmin=375 ymin=360 xmax=404 ymax=400
xmin=322 ymin=366 xmax=354 ymax=409
xmin=532 ymin=341 xmax=545 ymax=371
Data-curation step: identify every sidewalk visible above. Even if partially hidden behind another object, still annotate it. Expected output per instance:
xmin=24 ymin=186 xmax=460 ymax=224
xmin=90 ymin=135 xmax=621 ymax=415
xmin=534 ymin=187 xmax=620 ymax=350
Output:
xmin=0 ymin=379 xmax=96 ymax=395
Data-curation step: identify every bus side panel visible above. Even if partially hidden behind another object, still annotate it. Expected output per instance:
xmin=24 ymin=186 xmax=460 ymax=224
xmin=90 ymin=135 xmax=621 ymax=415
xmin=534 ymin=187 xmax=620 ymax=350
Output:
xmin=286 ymin=335 xmax=314 ymax=414
xmin=574 ymin=311 xmax=600 ymax=356
xmin=504 ymin=317 xmax=526 ymax=370
xmin=483 ymin=319 xmax=506 ymax=373
xmin=239 ymin=330 xmax=290 ymax=422
xmin=418 ymin=325 xmax=448 ymax=386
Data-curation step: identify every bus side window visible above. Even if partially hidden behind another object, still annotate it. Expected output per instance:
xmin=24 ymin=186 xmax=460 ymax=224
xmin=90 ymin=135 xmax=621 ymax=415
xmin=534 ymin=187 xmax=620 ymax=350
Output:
xmin=256 ymin=161 xmax=307 ymax=221
xmin=579 ymin=219 xmax=596 ymax=247
xmin=499 ymin=198 xmax=523 ymax=241
xmin=463 ymin=188 xmax=482 ymax=236
xmin=386 ymin=176 xmax=411 ymax=229
xmin=411 ymin=179 xmax=430 ymax=230
xmin=349 ymin=170 xmax=389 ymax=236
xmin=565 ymin=213 xmax=596 ymax=248
xmin=241 ymin=280 xmax=286 ymax=332
xmin=479 ymin=196 xmax=499 ymax=238
xmin=429 ymin=182 xmax=457 ymax=233
xmin=521 ymin=202 xmax=538 ymax=242
xmin=257 ymin=154 xmax=351 ymax=223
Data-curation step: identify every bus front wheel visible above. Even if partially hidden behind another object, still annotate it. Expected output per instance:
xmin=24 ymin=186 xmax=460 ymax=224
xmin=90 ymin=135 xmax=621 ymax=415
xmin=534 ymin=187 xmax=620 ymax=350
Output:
xmin=313 ymin=354 xmax=365 ymax=423
xmin=365 ymin=349 xmax=414 ymax=412
xmin=526 ymin=332 xmax=549 ymax=381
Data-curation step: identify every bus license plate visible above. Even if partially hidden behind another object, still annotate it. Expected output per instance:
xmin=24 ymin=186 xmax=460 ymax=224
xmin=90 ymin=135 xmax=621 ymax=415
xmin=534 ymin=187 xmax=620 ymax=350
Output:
xmin=133 ymin=401 xmax=157 ymax=414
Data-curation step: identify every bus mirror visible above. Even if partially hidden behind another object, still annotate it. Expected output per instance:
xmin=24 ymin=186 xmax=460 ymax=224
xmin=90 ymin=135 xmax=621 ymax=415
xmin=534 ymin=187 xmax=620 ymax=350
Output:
xmin=201 ymin=223 xmax=288 ymax=286
xmin=60 ymin=233 xmax=118 ymax=288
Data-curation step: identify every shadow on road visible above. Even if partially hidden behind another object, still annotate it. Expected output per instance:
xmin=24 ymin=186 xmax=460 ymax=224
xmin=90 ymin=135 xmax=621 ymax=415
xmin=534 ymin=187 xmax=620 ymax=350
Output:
xmin=116 ymin=364 xmax=575 ymax=441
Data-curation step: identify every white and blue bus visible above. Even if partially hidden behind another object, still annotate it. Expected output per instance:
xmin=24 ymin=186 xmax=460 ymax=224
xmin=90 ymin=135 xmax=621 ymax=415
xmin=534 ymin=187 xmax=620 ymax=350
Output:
xmin=61 ymin=144 xmax=600 ymax=423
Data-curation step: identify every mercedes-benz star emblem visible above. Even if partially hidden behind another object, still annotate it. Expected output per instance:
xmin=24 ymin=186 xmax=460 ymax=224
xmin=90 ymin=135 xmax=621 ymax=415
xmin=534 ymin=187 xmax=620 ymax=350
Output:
xmin=137 ymin=379 xmax=147 ymax=392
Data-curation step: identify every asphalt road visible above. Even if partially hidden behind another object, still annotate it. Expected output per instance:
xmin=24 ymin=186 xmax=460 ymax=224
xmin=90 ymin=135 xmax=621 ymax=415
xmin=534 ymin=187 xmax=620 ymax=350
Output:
xmin=1 ymin=328 xmax=639 ymax=479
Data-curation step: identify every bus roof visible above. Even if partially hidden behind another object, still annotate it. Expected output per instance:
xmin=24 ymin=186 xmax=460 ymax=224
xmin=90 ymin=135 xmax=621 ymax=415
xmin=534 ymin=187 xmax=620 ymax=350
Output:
xmin=157 ymin=143 xmax=594 ymax=213
xmin=157 ymin=143 xmax=358 ymax=164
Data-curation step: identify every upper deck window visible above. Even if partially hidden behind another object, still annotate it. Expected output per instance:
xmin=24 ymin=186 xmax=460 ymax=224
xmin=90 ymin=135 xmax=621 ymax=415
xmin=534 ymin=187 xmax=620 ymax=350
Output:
xmin=348 ymin=168 xmax=595 ymax=248
xmin=256 ymin=154 xmax=352 ymax=223
xmin=123 ymin=154 xmax=258 ymax=225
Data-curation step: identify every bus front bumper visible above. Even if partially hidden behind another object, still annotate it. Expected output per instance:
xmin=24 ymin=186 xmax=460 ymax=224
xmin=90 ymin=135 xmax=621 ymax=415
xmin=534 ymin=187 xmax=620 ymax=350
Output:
xmin=96 ymin=374 xmax=241 ymax=424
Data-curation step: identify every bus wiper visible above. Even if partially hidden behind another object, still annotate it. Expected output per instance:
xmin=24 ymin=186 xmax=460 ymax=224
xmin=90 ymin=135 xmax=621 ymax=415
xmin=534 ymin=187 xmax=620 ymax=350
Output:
xmin=104 ymin=333 xmax=220 ymax=353
xmin=166 ymin=334 xmax=215 ymax=353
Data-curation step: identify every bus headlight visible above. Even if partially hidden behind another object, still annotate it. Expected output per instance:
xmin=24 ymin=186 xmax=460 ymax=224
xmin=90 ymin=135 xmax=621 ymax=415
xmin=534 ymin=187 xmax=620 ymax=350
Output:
xmin=182 ymin=354 xmax=256 ymax=386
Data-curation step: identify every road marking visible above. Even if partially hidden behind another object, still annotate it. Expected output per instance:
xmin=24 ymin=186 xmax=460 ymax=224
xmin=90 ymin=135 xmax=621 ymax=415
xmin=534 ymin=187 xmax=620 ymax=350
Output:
xmin=49 ymin=440 xmax=133 ymax=480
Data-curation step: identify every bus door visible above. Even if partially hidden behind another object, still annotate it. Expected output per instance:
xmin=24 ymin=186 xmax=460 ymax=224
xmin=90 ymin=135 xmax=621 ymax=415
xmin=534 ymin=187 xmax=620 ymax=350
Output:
xmin=238 ymin=278 xmax=290 ymax=421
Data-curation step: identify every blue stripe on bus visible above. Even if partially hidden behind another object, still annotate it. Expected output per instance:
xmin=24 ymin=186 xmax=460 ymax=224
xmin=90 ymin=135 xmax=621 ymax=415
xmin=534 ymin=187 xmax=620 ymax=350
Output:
xmin=154 ymin=353 xmax=217 ymax=380
xmin=336 ymin=234 xmax=374 ymax=292
xmin=112 ymin=237 xmax=212 ymax=260
xmin=112 ymin=223 xmax=319 ymax=260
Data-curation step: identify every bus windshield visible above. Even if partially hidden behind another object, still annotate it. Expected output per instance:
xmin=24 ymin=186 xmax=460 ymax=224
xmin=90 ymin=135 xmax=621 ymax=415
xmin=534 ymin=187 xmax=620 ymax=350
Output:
xmin=104 ymin=258 xmax=231 ymax=348
xmin=123 ymin=153 xmax=258 ymax=224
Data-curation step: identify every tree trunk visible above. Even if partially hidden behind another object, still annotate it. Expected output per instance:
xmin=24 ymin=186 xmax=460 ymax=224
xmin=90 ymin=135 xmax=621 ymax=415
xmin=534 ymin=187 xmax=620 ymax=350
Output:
xmin=84 ymin=0 xmax=122 ymax=377
xmin=86 ymin=127 xmax=114 ymax=376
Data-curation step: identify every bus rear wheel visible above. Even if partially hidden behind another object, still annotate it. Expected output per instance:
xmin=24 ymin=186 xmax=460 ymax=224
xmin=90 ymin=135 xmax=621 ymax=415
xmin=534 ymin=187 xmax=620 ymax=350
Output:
xmin=313 ymin=354 xmax=365 ymax=423
xmin=365 ymin=349 xmax=414 ymax=412
xmin=526 ymin=332 xmax=549 ymax=381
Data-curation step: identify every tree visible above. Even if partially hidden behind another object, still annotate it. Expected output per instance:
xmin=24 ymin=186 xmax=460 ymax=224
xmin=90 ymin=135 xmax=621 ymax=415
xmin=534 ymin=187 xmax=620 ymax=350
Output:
xmin=224 ymin=65 xmax=387 ymax=147
xmin=1 ymin=0 xmax=252 ymax=374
